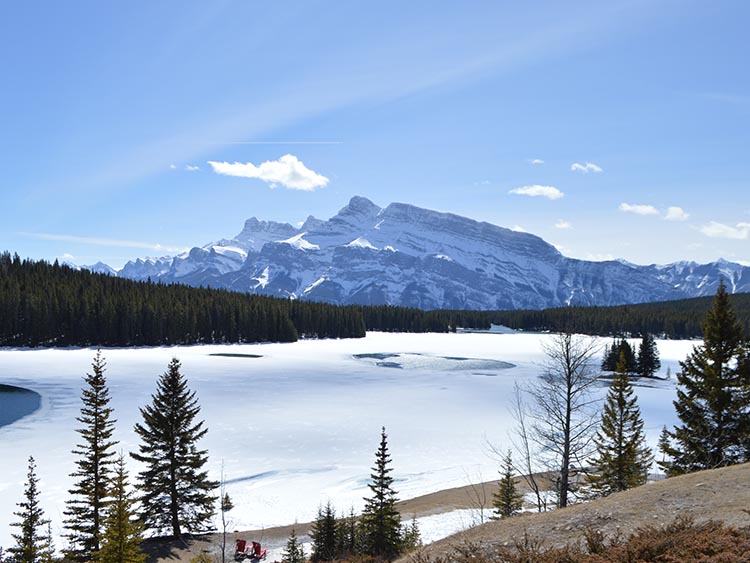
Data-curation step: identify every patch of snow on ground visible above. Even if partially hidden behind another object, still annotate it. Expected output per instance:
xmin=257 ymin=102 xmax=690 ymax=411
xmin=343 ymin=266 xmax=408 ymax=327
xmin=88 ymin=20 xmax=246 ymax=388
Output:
xmin=0 ymin=332 xmax=692 ymax=548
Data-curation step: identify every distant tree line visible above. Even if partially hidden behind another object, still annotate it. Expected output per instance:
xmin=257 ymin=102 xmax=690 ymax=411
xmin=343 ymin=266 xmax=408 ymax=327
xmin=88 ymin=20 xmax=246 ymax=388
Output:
xmin=485 ymin=294 xmax=750 ymax=339
xmin=4 ymin=252 xmax=750 ymax=348
xmin=0 ymin=253 xmax=369 ymax=347
xmin=0 ymin=253 xmax=496 ymax=347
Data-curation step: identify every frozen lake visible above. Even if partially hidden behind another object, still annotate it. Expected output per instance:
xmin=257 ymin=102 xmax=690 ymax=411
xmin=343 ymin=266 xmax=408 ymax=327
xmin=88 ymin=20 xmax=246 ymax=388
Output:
xmin=0 ymin=332 xmax=695 ymax=549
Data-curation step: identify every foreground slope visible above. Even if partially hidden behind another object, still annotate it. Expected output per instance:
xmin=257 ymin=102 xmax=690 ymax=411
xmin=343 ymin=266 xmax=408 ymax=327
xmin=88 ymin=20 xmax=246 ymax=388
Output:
xmin=408 ymin=463 xmax=750 ymax=562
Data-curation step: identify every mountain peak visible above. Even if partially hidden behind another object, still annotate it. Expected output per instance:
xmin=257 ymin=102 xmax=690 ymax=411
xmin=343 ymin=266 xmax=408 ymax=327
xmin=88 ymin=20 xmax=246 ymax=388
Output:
xmin=338 ymin=196 xmax=381 ymax=218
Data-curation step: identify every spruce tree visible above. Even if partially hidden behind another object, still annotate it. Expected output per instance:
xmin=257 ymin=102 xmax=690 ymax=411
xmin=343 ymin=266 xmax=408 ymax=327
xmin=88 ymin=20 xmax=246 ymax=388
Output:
xmin=400 ymin=516 xmax=421 ymax=551
xmin=588 ymin=352 xmax=652 ymax=495
xmin=282 ymin=528 xmax=305 ymax=563
xmin=310 ymin=502 xmax=337 ymax=562
xmin=131 ymin=357 xmax=218 ymax=539
xmin=636 ymin=333 xmax=661 ymax=378
xmin=9 ymin=456 xmax=50 ymax=563
xmin=361 ymin=427 xmax=402 ymax=560
xmin=491 ymin=451 xmax=523 ymax=519
xmin=64 ymin=350 xmax=118 ymax=562
xmin=659 ymin=281 xmax=750 ymax=475
xmin=99 ymin=454 xmax=145 ymax=563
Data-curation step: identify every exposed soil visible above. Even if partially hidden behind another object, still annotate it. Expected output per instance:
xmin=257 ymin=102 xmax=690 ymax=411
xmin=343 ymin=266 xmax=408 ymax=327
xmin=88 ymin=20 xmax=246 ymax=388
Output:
xmin=144 ymin=463 xmax=750 ymax=563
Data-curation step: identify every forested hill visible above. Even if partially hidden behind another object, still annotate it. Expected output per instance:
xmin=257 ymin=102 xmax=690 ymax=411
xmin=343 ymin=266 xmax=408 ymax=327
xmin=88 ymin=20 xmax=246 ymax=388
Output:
xmin=2 ymin=253 xmax=749 ymax=347
xmin=0 ymin=253 xmax=482 ymax=347
xmin=485 ymin=293 xmax=750 ymax=339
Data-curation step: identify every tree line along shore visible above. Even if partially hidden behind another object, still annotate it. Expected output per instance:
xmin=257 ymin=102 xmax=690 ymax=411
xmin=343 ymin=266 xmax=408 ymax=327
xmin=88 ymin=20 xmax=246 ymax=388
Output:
xmin=2 ymin=252 xmax=749 ymax=348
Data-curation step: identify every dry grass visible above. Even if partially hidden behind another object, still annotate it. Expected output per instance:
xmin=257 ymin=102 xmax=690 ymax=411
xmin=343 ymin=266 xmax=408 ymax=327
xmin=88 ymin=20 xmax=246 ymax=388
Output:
xmin=401 ymin=463 xmax=750 ymax=563
xmin=143 ymin=463 xmax=750 ymax=563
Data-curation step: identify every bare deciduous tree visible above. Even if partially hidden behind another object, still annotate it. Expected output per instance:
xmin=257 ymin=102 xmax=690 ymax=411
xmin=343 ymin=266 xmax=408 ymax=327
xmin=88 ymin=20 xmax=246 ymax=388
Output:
xmin=524 ymin=332 xmax=601 ymax=508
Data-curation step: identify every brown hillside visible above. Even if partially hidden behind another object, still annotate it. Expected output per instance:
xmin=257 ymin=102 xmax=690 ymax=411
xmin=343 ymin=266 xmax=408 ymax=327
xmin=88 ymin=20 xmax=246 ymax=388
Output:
xmin=402 ymin=463 xmax=750 ymax=562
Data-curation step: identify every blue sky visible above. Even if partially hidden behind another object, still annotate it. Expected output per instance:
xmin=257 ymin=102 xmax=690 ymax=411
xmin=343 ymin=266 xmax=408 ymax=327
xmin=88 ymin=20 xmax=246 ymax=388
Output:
xmin=2 ymin=0 xmax=749 ymax=268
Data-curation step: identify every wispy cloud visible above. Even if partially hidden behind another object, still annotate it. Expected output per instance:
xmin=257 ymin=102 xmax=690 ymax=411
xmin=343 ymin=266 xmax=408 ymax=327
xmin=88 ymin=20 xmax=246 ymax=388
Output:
xmin=554 ymin=219 xmax=572 ymax=229
xmin=169 ymin=164 xmax=177 ymax=170
xmin=571 ymin=162 xmax=603 ymax=173
xmin=509 ymin=185 xmax=564 ymax=200
xmin=528 ymin=158 xmax=545 ymax=165
xmin=208 ymin=154 xmax=329 ymax=191
xmin=700 ymin=221 xmax=750 ymax=240
xmin=664 ymin=206 xmax=689 ymax=222
xmin=227 ymin=141 xmax=343 ymax=145
xmin=18 ymin=232 xmax=188 ymax=252
xmin=185 ymin=164 xmax=200 ymax=171
xmin=619 ymin=203 xmax=659 ymax=216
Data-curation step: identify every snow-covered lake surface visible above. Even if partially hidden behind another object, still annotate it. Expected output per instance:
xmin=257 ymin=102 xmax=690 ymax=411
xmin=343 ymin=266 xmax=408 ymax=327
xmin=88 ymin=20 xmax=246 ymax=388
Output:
xmin=0 ymin=332 xmax=696 ymax=549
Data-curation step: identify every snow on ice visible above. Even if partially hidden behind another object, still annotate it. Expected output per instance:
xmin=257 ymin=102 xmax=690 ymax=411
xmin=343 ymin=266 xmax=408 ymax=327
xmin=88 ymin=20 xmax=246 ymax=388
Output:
xmin=0 ymin=332 xmax=695 ymax=548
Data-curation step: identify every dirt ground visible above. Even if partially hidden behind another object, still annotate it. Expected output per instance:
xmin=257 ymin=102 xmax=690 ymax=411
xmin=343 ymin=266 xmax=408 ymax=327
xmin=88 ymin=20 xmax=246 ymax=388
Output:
xmin=400 ymin=463 xmax=750 ymax=562
xmin=144 ymin=463 xmax=750 ymax=563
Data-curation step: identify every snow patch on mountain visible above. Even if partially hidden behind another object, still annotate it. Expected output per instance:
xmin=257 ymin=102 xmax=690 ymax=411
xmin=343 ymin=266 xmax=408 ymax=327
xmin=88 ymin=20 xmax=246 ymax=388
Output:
xmin=89 ymin=196 xmax=750 ymax=310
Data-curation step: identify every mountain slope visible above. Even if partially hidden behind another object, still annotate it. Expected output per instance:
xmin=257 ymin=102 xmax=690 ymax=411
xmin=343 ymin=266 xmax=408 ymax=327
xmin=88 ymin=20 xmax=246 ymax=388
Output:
xmin=97 ymin=197 xmax=750 ymax=310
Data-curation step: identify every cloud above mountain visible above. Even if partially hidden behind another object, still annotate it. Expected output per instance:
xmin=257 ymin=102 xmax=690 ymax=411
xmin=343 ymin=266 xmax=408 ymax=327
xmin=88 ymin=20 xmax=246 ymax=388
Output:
xmin=509 ymin=185 xmax=564 ymax=200
xmin=619 ymin=203 xmax=659 ymax=216
xmin=701 ymin=221 xmax=750 ymax=240
xmin=208 ymin=154 xmax=329 ymax=190
xmin=571 ymin=162 xmax=603 ymax=173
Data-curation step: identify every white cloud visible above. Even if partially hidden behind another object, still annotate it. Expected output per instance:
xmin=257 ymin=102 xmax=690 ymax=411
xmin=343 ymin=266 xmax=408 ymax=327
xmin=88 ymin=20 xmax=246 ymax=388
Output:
xmin=509 ymin=184 xmax=564 ymax=200
xmin=664 ymin=206 xmax=689 ymax=221
xmin=207 ymin=154 xmax=329 ymax=191
xmin=185 ymin=164 xmax=200 ymax=171
xmin=619 ymin=203 xmax=659 ymax=216
xmin=169 ymin=164 xmax=177 ymax=170
xmin=554 ymin=219 xmax=572 ymax=229
xmin=529 ymin=158 xmax=545 ymax=165
xmin=571 ymin=162 xmax=603 ymax=173
xmin=18 ymin=232 xmax=188 ymax=252
xmin=700 ymin=221 xmax=750 ymax=240
xmin=511 ymin=225 xmax=527 ymax=232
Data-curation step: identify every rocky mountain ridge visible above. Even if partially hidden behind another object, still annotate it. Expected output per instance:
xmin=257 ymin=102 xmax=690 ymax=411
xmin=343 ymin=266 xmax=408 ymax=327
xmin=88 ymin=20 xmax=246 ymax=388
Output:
xmin=86 ymin=196 xmax=750 ymax=310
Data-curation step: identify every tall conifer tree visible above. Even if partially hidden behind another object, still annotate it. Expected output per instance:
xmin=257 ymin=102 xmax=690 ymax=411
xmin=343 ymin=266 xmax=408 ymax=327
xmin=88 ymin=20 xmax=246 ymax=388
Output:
xmin=637 ymin=333 xmax=661 ymax=378
xmin=64 ymin=350 xmax=118 ymax=562
xmin=361 ymin=427 xmax=402 ymax=560
xmin=310 ymin=502 xmax=337 ymax=562
xmin=659 ymin=281 xmax=750 ymax=475
xmin=9 ymin=456 xmax=50 ymax=563
xmin=491 ymin=451 xmax=523 ymax=519
xmin=99 ymin=454 xmax=145 ymax=563
xmin=282 ymin=529 xmax=305 ymax=563
xmin=588 ymin=352 xmax=652 ymax=495
xmin=132 ymin=358 xmax=218 ymax=539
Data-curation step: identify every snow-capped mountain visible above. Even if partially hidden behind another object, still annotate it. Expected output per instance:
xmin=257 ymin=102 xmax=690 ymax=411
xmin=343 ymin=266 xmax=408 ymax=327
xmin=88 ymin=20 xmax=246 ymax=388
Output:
xmin=92 ymin=196 xmax=750 ymax=310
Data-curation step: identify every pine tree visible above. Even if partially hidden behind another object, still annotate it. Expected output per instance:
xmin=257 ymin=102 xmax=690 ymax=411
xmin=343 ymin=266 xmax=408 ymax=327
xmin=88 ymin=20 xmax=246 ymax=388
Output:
xmin=39 ymin=522 xmax=55 ymax=563
xmin=400 ymin=516 xmax=421 ymax=551
xmin=99 ymin=454 xmax=145 ymax=563
xmin=310 ymin=502 xmax=337 ymax=562
xmin=491 ymin=451 xmax=523 ymax=519
xmin=361 ymin=427 xmax=402 ymax=560
xmin=659 ymin=281 xmax=750 ymax=475
xmin=131 ymin=357 xmax=218 ymax=539
xmin=335 ymin=508 xmax=358 ymax=558
xmin=637 ymin=333 xmax=661 ymax=378
xmin=8 ymin=456 xmax=50 ymax=563
xmin=282 ymin=528 xmax=305 ymax=563
xmin=588 ymin=352 xmax=653 ymax=495
xmin=64 ymin=350 xmax=118 ymax=562
xmin=601 ymin=339 xmax=637 ymax=373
